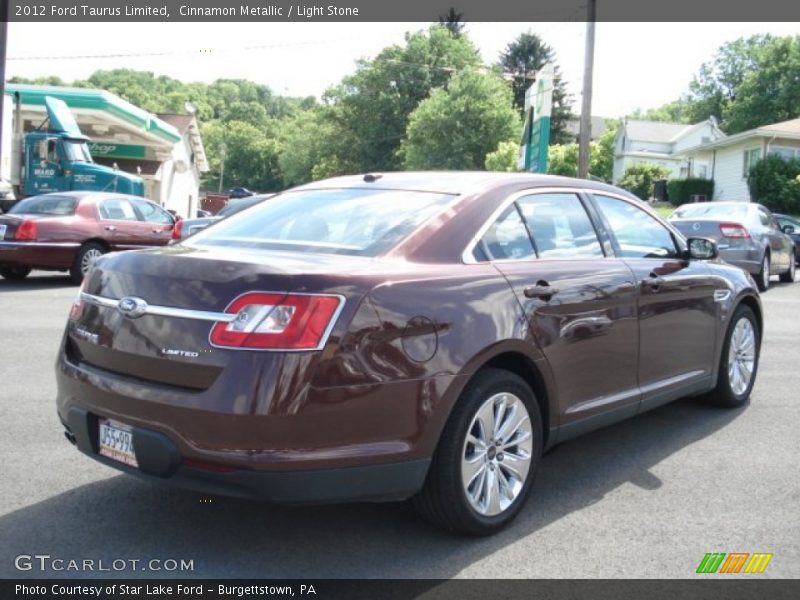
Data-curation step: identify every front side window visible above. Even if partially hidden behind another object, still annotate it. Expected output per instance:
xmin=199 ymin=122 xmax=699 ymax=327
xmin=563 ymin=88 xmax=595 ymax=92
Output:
xmin=63 ymin=141 xmax=92 ymax=163
xmin=475 ymin=205 xmax=536 ymax=261
xmin=516 ymin=193 xmax=603 ymax=259
xmin=594 ymin=195 xmax=679 ymax=259
xmin=100 ymin=198 xmax=138 ymax=221
xmin=190 ymin=188 xmax=456 ymax=257
xmin=132 ymin=199 xmax=173 ymax=225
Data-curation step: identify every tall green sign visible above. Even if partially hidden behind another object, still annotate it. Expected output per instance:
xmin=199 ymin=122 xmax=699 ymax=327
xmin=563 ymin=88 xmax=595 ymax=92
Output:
xmin=518 ymin=64 xmax=554 ymax=173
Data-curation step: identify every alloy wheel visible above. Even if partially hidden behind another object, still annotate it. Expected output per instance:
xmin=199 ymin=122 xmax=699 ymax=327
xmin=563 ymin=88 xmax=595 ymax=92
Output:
xmin=727 ymin=317 xmax=756 ymax=396
xmin=81 ymin=248 xmax=103 ymax=275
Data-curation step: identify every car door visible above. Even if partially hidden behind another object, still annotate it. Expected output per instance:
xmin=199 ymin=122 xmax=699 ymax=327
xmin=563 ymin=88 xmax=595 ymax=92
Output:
xmin=589 ymin=193 xmax=718 ymax=410
xmin=131 ymin=198 xmax=175 ymax=246
xmin=97 ymin=197 xmax=151 ymax=250
xmin=476 ymin=190 xmax=640 ymax=438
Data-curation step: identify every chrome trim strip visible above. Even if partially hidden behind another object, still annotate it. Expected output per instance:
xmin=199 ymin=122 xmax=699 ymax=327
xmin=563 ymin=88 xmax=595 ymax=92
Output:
xmin=81 ymin=292 xmax=237 ymax=323
xmin=0 ymin=241 xmax=81 ymax=248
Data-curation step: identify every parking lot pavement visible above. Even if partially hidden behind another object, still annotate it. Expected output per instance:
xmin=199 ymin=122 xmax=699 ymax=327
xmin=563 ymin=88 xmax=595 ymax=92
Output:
xmin=1 ymin=271 xmax=798 ymax=579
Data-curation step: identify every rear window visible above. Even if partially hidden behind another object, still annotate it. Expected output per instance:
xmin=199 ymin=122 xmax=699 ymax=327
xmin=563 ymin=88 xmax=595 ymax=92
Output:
xmin=671 ymin=203 xmax=749 ymax=221
xmin=190 ymin=188 xmax=456 ymax=256
xmin=8 ymin=195 xmax=77 ymax=216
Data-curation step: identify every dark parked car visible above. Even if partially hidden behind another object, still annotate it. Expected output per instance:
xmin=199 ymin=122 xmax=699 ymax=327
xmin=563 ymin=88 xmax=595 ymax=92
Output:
xmin=172 ymin=194 xmax=274 ymax=241
xmin=227 ymin=186 xmax=254 ymax=199
xmin=670 ymin=201 xmax=795 ymax=291
xmin=57 ymin=173 xmax=762 ymax=535
xmin=773 ymin=213 xmax=800 ymax=264
xmin=0 ymin=191 xmax=176 ymax=283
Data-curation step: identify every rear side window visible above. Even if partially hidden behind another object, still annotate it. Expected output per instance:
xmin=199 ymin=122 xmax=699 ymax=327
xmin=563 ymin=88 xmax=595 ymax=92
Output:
xmin=594 ymin=195 xmax=679 ymax=259
xmin=516 ymin=193 xmax=603 ymax=259
xmin=8 ymin=195 xmax=77 ymax=215
xmin=476 ymin=205 xmax=536 ymax=261
xmin=100 ymin=199 xmax=139 ymax=221
xmin=190 ymin=188 xmax=456 ymax=257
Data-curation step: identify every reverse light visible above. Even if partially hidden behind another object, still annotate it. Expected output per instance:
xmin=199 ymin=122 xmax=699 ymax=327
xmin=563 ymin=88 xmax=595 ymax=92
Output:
xmin=15 ymin=220 xmax=37 ymax=241
xmin=209 ymin=292 xmax=343 ymax=350
xmin=69 ymin=278 xmax=88 ymax=321
xmin=719 ymin=222 xmax=750 ymax=238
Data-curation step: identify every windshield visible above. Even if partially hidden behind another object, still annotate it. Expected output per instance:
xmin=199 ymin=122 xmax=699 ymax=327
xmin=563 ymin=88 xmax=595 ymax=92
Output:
xmin=190 ymin=188 xmax=456 ymax=256
xmin=218 ymin=196 xmax=265 ymax=217
xmin=671 ymin=203 xmax=749 ymax=220
xmin=62 ymin=140 xmax=92 ymax=163
xmin=9 ymin=195 xmax=77 ymax=215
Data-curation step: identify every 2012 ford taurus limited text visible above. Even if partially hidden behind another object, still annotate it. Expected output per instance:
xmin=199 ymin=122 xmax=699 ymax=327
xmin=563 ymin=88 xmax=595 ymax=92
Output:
xmin=55 ymin=172 xmax=762 ymax=535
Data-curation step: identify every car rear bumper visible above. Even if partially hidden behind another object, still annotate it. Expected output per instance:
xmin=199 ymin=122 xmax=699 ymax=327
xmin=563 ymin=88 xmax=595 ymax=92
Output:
xmin=0 ymin=241 xmax=80 ymax=269
xmin=61 ymin=405 xmax=430 ymax=503
xmin=717 ymin=247 xmax=762 ymax=275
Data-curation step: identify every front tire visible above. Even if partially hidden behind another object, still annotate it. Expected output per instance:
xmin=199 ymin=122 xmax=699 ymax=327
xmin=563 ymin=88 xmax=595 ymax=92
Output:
xmin=70 ymin=242 xmax=106 ymax=284
xmin=0 ymin=265 xmax=32 ymax=280
xmin=413 ymin=368 xmax=543 ymax=536
xmin=704 ymin=304 xmax=760 ymax=408
xmin=756 ymin=253 xmax=770 ymax=292
xmin=779 ymin=251 xmax=796 ymax=283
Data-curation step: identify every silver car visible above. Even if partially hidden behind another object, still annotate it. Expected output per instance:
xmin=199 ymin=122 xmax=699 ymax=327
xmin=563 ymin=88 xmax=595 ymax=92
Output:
xmin=670 ymin=201 xmax=795 ymax=291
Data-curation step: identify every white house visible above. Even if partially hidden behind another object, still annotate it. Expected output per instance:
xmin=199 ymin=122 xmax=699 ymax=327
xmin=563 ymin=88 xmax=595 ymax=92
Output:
xmin=612 ymin=118 xmax=725 ymax=183
xmin=677 ymin=118 xmax=800 ymax=201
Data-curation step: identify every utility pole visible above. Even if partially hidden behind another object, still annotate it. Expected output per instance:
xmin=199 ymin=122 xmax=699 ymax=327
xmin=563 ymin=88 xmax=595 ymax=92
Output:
xmin=0 ymin=2 xmax=9 ymax=176
xmin=578 ymin=0 xmax=596 ymax=179
xmin=218 ymin=143 xmax=226 ymax=193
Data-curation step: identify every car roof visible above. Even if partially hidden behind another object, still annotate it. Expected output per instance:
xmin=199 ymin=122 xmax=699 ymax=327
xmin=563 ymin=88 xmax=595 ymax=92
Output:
xmin=26 ymin=191 xmax=151 ymax=203
xmin=293 ymin=171 xmax=629 ymax=197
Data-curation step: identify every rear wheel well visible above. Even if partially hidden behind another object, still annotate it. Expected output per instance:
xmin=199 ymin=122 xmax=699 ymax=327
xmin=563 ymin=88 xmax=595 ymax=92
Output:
xmin=82 ymin=238 xmax=110 ymax=252
xmin=481 ymin=352 xmax=551 ymax=446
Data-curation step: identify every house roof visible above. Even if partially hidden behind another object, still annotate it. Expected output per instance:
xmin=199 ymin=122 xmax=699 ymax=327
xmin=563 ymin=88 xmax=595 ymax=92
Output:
xmin=625 ymin=120 xmax=692 ymax=143
xmin=156 ymin=113 xmax=209 ymax=173
xmin=680 ymin=117 xmax=800 ymax=154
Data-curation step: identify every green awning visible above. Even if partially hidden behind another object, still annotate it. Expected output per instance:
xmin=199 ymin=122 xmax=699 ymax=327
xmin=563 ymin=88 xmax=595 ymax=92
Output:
xmin=5 ymin=83 xmax=182 ymax=144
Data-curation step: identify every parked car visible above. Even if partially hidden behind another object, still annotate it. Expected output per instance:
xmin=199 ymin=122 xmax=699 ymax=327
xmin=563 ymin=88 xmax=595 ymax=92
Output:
xmin=670 ymin=201 xmax=795 ymax=291
xmin=57 ymin=172 xmax=762 ymax=535
xmin=0 ymin=191 xmax=176 ymax=283
xmin=773 ymin=213 xmax=800 ymax=264
xmin=172 ymin=194 xmax=273 ymax=241
xmin=227 ymin=186 xmax=254 ymax=199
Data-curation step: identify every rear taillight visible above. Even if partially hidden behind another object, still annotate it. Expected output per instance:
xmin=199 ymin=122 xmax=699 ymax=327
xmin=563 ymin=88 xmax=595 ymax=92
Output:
xmin=209 ymin=292 xmax=343 ymax=351
xmin=15 ymin=220 xmax=37 ymax=241
xmin=719 ymin=222 xmax=750 ymax=238
xmin=69 ymin=278 xmax=88 ymax=321
xmin=171 ymin=219 xmax=183 ymax=241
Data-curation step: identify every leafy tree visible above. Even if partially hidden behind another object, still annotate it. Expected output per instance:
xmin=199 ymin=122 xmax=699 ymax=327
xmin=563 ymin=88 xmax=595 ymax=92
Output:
xmin=629 ymin=100 xmax=692 ymax=124
xmin=278 ymin=108 xmax=347 ymax=186
xmin=748 ymin=154 xmax=800 ymax=214
xmin=202 ymin=120 xmax=282 ymax=192
xmin=618 ymin=163 xmax=671 ymax=201
xmin=547 ymin=144 xmax=579 ymax=177
xmin=589 ymin=119 xmax=618 ymax=182
xmin=401 ymin=70 xmax=519 ymax=170
xmin=497 ymin=32 xmax=573 ymax=144
xmin=324 ymin=26 xmax=482 ymax=173
xmin=438 ymin=8 xmax=465 ymax=37
xmin=485 ymin=140 xmax=519 ymax=172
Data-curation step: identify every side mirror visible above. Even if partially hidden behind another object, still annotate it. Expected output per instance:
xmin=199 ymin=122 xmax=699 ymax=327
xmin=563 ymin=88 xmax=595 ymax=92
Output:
xmin=782 ymin=225 xmax=795 ymax=235
xmin=687 ymin=237 xmax=718 ymax=260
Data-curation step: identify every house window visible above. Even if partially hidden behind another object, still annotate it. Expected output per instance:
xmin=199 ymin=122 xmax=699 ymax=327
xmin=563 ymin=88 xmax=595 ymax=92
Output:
xmin=742 ymin=147 xmax=762 ymax=177
xmin=768 ymin=147 xmax=799 ymax=161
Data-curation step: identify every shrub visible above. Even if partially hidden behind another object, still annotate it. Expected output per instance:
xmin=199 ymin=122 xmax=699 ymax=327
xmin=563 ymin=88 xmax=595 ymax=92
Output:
xmin=748 ymin=154 xmax=800 ymax=214
xmin=666 ymin=178 xmax=715 ymax=206
xmin=618 ymin=163 xmax=671 ymax=201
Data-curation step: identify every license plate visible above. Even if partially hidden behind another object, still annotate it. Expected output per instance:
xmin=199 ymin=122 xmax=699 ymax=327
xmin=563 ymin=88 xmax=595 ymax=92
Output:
xmin=0 ymin=225 xmax=6 ymax=239
xmin=98 ymin=419 xmax=138 ymax=468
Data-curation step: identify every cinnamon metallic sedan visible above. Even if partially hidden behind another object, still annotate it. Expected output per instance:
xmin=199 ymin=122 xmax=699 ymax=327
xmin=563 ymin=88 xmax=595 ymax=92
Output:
xmin=56 ymin=173 xmax=762 ymax=535
xmin=0 ymin=191 xmax=176 ymax=283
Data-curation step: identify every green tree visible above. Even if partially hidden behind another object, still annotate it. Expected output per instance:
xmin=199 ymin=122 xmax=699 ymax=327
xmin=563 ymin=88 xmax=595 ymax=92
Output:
xmin=497 ymin=32 xmax=573 ymax=144
xmin=748 ymin=154 xmax=800 ymax=214
xmin=202 ymin=120 xmax=282 ymax=192
xmin=324 ymin=25 xmax=482 ymax=173
xmin=438 ymin=8 xmax=465 ymax=37
xmin=278 ymin=108 xmax=346 ymax=186
xmin=618 ymin=163 xmax=671 ymax=201
xmin=401 ymin=70 xmax=519 ymax=170
xmin=547 ymin=144 xmax=579 ymax=177
xmin=589 ymin=119 xmax=618 ymax=182
xmin=485 ymin=140 xmax=519 ymax=172
xmin=629 ymin=100 xmax=692 ymax=124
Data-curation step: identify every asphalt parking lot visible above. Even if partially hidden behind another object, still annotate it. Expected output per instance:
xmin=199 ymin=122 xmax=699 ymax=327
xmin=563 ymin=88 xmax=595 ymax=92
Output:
xmin=0 ymin=271 xmax=798 ymax=579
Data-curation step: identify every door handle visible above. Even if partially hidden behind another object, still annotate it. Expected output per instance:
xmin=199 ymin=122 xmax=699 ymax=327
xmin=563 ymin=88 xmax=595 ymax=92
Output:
xmin=642 ymin=273 xmax=665 ymax=291
xmin=524 ymin=281 xmax=559 ymax=300
xmin=104 ymin=225 xmax=116 ymax=232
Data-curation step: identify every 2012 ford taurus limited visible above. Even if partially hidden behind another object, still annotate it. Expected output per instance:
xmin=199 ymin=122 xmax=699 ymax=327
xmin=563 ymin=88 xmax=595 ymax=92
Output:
xmin=56 ymin=172 xmax=762 ymax=535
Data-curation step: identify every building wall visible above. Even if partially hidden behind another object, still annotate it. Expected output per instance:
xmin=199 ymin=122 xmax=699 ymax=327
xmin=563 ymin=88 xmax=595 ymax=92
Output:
xmin=154 ymin=136 xmax=200 ymax=218
xmin=672 ymin=123 xmax=721 ymax=154
xmin=709 ymin=143 xmax=754 ymax=201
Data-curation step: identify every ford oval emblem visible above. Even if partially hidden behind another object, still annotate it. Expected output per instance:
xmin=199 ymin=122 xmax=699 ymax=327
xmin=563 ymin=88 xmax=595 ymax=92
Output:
xmin=117 ymin=296 xmax=148 ymax=318
xmin=692 ymin=222 xmax=701 ymax=231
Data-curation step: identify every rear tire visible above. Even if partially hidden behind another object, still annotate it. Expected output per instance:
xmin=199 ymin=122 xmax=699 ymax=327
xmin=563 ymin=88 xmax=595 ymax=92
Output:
xmin=703 ymin=304 xmax=760 ymax=408
xmin=413 ymin=368 xmax=543 ymax=536
xmin=0 ymin=265 xmax=31 ymax=280
xmin=779 ymin=251 xmax=796 ymax=283
xmin=70 ymin=242 xmax=106 ymax=284
xmin=756 ymin=253 xmax=770 ymax=292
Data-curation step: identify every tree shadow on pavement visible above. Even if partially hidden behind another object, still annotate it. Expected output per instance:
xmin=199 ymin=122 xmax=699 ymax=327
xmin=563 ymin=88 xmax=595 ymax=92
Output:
xmin=0 ymin=397 xmax=743 ymax=579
